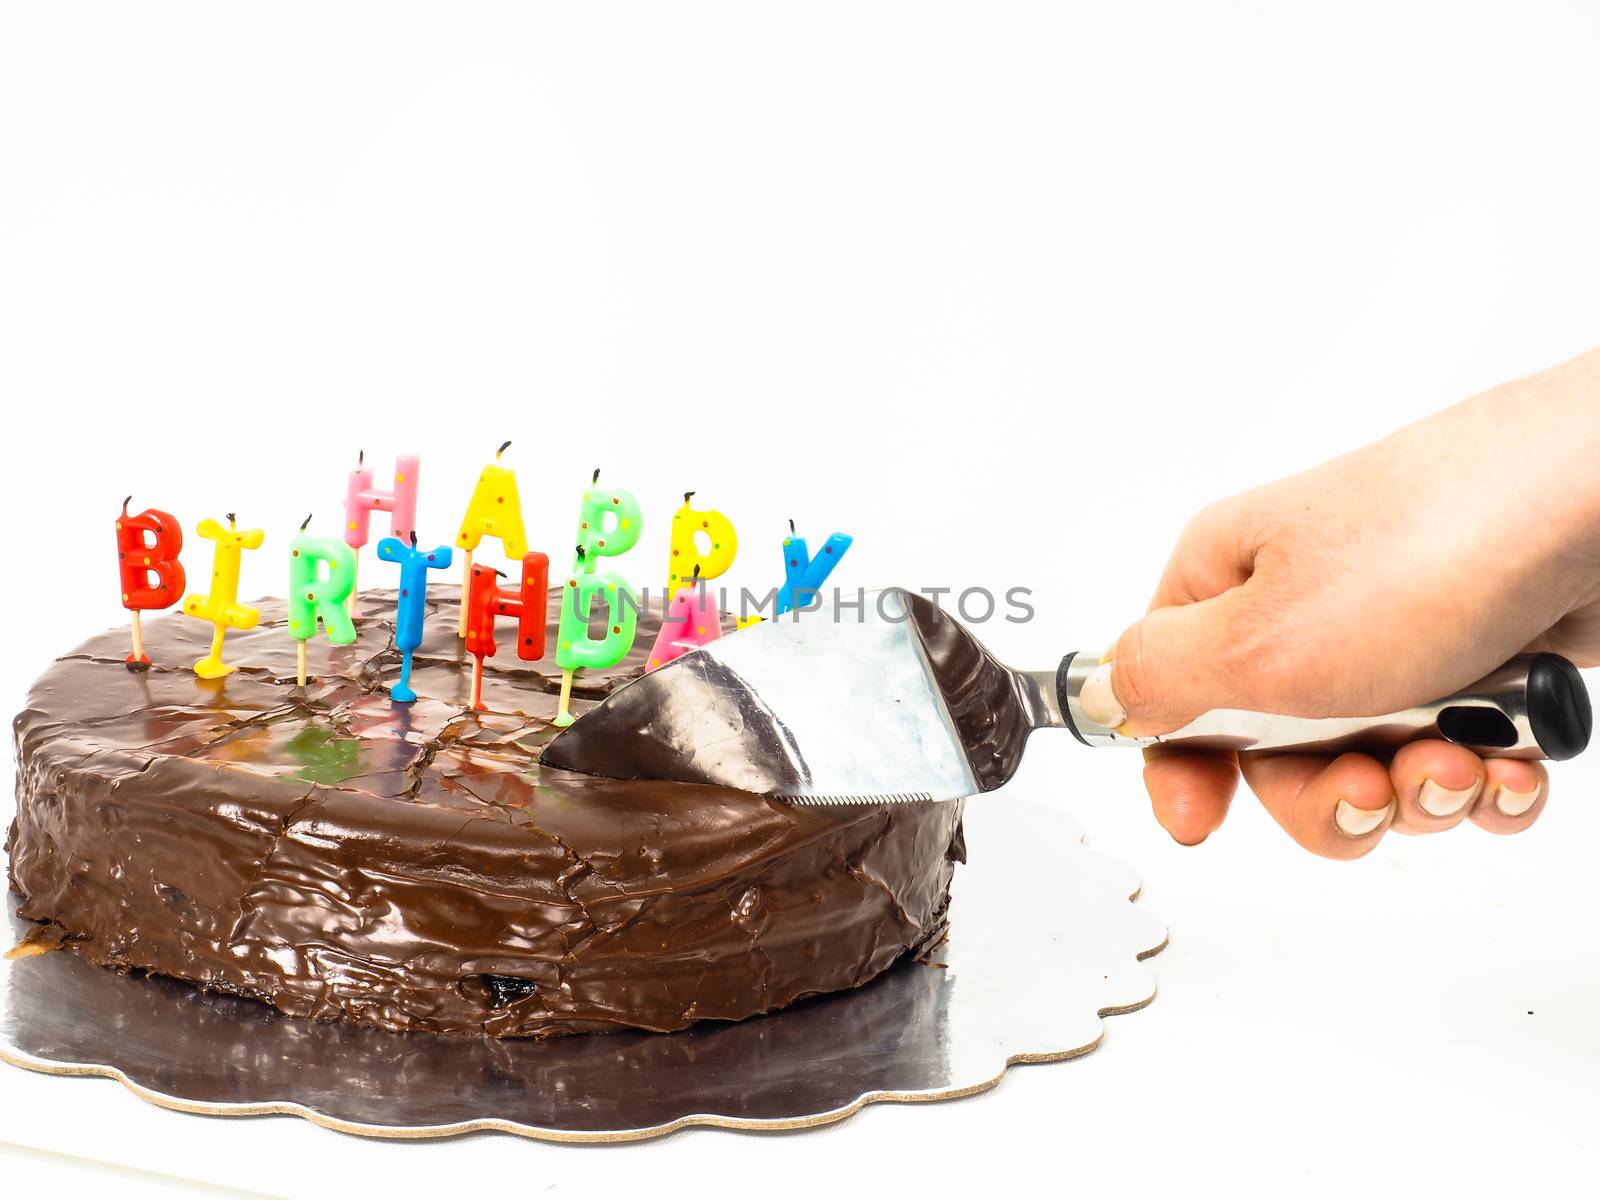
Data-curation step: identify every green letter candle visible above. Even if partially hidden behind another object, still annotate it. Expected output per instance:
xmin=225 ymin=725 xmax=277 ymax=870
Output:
xmin=288 ymin=514 xmax=357 ymax=686
xmin=553 ymin=470 xmax=642 ymax=726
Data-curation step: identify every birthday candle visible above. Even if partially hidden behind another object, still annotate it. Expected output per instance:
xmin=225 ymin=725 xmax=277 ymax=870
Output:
xmin=464 ymin=552 xmax=550 ymax=711
xmin=554 ymin=470 xmax=643 ymax=726
xmin=344 ymin=450 xmax=420 ymax=612
xmin=376 ymin=532 xmax=454 ymax=703
xmin=287 ymin=514 xmax=358 ymax=687
xmin=646 ymin=565 xmax=722 ymax=670
xmin=775 ymin=524 xmax=852 ymax=616
xmin=666 ymin=491 xmax=738 ymax=600
xmin=115 ymin=496 xmax=186 ymax=668
xmin=455 ymin=441 xmax=529 ymax=636
xmin=180 ymin=514 xmax=264 ymax=680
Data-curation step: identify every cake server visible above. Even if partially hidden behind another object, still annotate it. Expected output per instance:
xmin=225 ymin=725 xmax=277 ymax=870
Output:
xmin=540 ymin=588 xmax=1593 ymax=804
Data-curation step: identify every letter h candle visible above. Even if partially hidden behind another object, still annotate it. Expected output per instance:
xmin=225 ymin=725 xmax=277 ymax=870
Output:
xmin=464 ymin=552 xmax=550 ymax=711
xmin=344 ymin=451 xmax=420 ymax=612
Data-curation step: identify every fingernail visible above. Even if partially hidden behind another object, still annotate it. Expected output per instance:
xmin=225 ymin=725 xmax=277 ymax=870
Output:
xmin=1335 ymin=797 xmax=1393 ymax=838
xmin=1494 ymin=783 xmax=1542 ymax=818
xmin=1417 ymin=778 xmax=1480 ymax=818
xmin=1078 ymin=661 xmax=1126 ymax=728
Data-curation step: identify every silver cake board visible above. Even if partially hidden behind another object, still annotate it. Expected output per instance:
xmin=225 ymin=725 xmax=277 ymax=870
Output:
xmin=0 ymin=796 xmax=1165 ymax=1142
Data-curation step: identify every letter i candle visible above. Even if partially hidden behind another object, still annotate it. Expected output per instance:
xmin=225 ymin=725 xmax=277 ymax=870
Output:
xmin=454 ymin=441 xmax=529 ymax=637
xmin=344 ymin=450 xmax=420 ymax=613
xmin=287 ymin=514 xmax=358 ymax=686
xmin=181 ymin=514 xmax=264 ymax=679
xmin=115 ymin=496 xmax=186 ymax=668
xmin=554 ymin=470 xmax=643 ymax=726
xmin=377 ymin=531 xmax=454 ymax=702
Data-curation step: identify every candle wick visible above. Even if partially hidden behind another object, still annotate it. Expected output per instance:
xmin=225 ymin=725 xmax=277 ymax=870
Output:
xmin=358 ymin=449 xmax=364 ymax=467
xmin=497 ymin=439 xmax=512 ymax=461
xmin=592 ymin=467 xmax=600 ymax=484
xmin=409 ymin=530 xmax=418 ymax=548
xmin=789 ymin=518 xmax=795 ymax=536
xmin=226 ymin=512 xmax=236 ymax=528
xmin=301 ymin=513 xmax=312 ymax=531
xmin=494 ymin=568 xmax=507 ymax=579
xmin=122 ymin=494 xmax=133 ymax=515
xmin=575 ymin=545 xmax=586 ymax=561
xmin=683 ymin=491 xmax=695 ymax=506
xmin=693 ymin=563 xmax=702 ymax=579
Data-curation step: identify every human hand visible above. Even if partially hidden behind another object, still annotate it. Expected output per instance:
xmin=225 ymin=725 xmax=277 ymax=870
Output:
xmin=1079 ymin=349 xmax=1600 ymax=858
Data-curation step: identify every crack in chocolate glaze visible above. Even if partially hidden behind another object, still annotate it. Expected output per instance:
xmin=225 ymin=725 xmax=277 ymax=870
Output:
xmin=8 ymin=589 xmax=965 ymax=1039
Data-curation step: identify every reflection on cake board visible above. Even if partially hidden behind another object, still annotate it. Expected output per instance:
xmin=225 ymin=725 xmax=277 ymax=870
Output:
xmin=1 ymin=797 xmax=1165 ymax=1142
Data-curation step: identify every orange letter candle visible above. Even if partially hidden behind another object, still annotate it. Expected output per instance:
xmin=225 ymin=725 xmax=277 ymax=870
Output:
xmin=115 ymin=496 xmax=186 ymax=668
xmin=464 ymin=552 xmax=551 ymax=711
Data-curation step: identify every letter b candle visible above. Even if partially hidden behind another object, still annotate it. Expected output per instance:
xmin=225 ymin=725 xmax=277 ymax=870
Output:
xmin=115 ymin=496 xmax=186 ymax=668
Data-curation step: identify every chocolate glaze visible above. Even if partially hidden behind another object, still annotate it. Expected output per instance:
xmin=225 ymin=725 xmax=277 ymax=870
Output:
xmin=904 ymin=595 xmax=1035 ymax=792
xmin=8 ymin=591 xmax=964 ymax=1039
xmin=542 ymin=591 xmax=1036 ymax=797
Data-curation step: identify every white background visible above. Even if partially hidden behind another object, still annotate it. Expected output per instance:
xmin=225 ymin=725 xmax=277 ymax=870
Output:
xmin=3 ymin=2 xmax=1599 ymax=1196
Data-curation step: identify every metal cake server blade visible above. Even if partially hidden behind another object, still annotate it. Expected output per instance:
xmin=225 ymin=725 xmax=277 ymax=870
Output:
xmin=540 ymin=587 xmax=1592 ymax=804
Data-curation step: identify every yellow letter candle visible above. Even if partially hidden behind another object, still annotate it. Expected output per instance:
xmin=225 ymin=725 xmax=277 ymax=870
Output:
xmin=288 ymin=514 xmax=358 ymax=686
xmin=667 ymin=491 xmax=738 ymax=600
xmin=180 ymin=514 xmax=264 ymax=680
xmin=553 ymin=470 xmax=643 ymax=727
xmin=454 ymin=440 xmax=529 ymax=636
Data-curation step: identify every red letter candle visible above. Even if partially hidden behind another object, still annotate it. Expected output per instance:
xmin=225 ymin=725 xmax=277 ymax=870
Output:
xmin=464 ymin=552 xmax=550 ymax=711
xmin=115 ymin=496 xmax=186 ymax=668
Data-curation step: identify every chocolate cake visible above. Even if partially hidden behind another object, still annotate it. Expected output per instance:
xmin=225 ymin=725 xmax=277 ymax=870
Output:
xmin=7 ymin=590 xmax=964 ymax=1039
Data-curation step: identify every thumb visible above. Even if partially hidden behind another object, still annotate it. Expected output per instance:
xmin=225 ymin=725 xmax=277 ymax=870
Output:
xmin=1078 ymin=589 xmax=1261 ymax=736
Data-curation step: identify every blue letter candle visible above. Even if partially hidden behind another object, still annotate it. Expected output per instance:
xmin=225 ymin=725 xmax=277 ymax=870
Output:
xmin=377 ymin=533 xmax=454 ymax=702
xmin=775 ymin=530 xmax=852 ymax=616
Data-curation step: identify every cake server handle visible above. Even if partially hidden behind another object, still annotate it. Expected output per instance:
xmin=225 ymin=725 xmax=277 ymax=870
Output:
xmin=1048 ymin=652 xmax=1592 ymax=761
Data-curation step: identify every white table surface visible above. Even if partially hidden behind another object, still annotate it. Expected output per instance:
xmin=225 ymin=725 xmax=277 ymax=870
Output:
xmin=3 ymin=3 xmax=1598 ymax=1195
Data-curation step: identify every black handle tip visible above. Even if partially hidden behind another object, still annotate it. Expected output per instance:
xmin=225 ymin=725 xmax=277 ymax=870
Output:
xmin=1057 ymin=651 xmax=1092 ymax=747
xmin=1527 ymin=653 xmax=1592 ymax=761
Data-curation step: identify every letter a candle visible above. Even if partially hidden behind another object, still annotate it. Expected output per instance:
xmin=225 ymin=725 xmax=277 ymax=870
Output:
xmin=344 ymin=450 xmax=420 ymax=613
xmin=454 ymin=441 xmax=529 ymax=637
xmin=377 ymin=531 xmax=453 ymax=702
xmin=554 ymin=470 xmax=643 ymax=726
xmin=646 ymin=563 xmax=723 ymax=670
xmin=115 ymin=496 xmax=186 ymax=668
xmin=288 ymin=514 xmax=358 ymax=687
xmin=180 ymin=514 xmax=264 ymax=680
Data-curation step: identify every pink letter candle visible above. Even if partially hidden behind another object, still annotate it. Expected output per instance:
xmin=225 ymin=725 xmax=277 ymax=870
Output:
xmin=344 ymin=451 xmax=420 ymax=613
